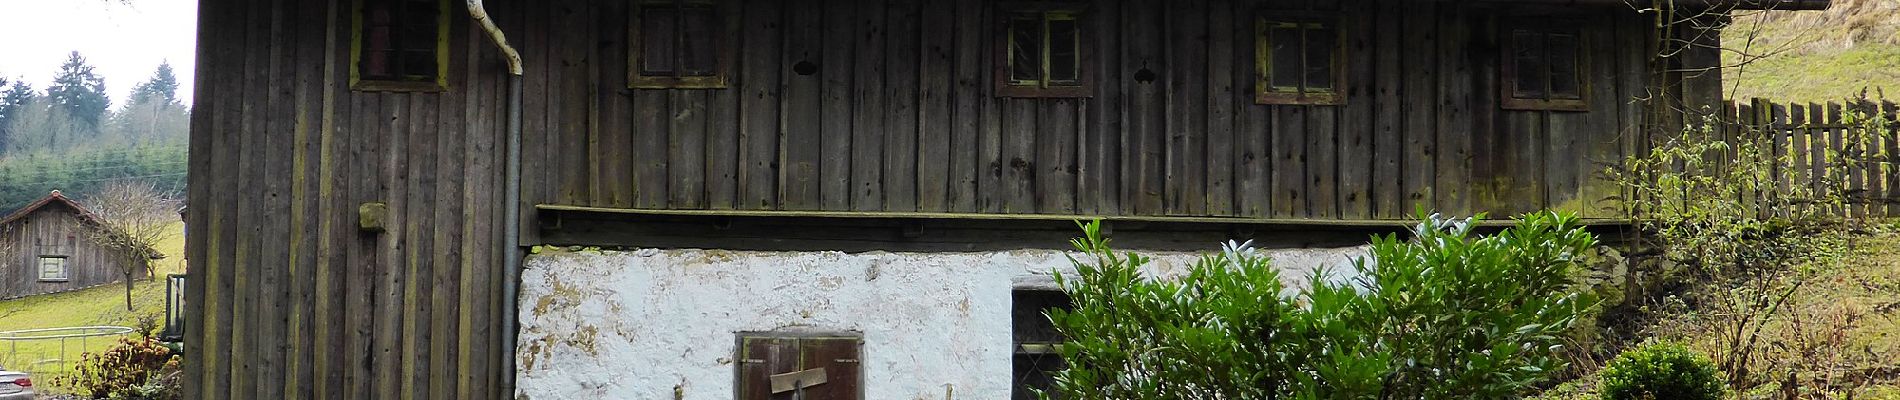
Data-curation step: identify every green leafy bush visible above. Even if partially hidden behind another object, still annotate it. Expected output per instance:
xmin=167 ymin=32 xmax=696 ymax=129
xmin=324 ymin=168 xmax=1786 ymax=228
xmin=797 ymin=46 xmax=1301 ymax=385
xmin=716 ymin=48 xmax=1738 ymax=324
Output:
xmin=1598 ymin=341 xmax=1726 ymax=400
xmin=54 ymin=337 xmax=181 ymax=400
xmin=1044 ymin=211 xmax=1599 ymax=399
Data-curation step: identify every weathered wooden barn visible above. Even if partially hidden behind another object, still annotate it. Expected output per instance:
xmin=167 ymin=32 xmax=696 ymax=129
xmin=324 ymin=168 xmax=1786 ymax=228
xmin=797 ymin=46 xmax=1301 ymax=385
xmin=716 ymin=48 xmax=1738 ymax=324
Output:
xmin=0 ymin=191 xmax=154 ymax=300
xmin=182 ymin=0 xmax=1829 ymax=398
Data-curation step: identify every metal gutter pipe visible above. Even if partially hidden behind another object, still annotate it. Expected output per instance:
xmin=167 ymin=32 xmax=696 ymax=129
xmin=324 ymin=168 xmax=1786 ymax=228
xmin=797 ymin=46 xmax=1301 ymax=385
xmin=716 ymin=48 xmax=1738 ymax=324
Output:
xmin=464 ymin=1 xmax=525 ymax=398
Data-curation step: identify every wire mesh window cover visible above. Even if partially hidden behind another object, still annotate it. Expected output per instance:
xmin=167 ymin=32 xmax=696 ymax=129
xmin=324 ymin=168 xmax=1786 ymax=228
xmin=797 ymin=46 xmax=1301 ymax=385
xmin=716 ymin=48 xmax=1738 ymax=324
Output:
xmin=38 ymin=256 xmax=68 ymax=281
xmin=1256 ymin=15 xmax=1343 ymax=105
xmin=1013 ymin=290 xmax=1072 ymax=400
xmin=1502 ymin=19 xmax=1587 ymax=111
xmin=998 ymin=7 xmax=1090 ymax=98
xmin=357 ymin=0 xmax=445 ymax=85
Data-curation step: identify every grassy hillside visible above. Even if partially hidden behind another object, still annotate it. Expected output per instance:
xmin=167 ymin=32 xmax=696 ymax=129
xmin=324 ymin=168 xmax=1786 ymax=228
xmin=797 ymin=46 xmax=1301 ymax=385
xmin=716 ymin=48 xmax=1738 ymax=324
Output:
xmin=0 ymin=222 xmax=184 ymax=384
xmin=1724 ymin=0 xmax=1900 ymax=102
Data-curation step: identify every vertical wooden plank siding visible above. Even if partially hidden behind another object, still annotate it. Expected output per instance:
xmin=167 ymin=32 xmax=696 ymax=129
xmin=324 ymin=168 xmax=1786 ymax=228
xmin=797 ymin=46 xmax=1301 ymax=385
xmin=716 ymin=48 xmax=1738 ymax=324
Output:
xmin=187 ymin=0 xmax=511 ymax=398
xmin=186 ymin=1 xmax=1702 ymax=397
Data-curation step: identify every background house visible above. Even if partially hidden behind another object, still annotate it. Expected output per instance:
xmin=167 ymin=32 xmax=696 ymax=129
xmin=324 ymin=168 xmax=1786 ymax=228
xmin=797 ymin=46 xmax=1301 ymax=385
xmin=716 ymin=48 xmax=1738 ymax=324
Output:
xmin=0 ymin=190 xmax=153 ymax=300
xmin=180 ymin=0 xmax=1827 ymax=399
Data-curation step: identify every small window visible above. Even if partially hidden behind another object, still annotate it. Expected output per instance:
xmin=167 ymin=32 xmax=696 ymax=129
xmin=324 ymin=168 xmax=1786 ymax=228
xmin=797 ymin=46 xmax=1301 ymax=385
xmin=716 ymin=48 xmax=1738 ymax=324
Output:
xmin=631 ymin=0 xmax=732 ymax=89
xmin=1502 ymin=20 xmax=1587 ymax=111
xmin=996 ymin=7 xmax=1090 ymax=98
xmin=1255 ymin=14 xmax=1344 ymax=105
xmin=1013 ymin=289 xmax=1072 ymax=399
xmin=39 ymin=256 xmax=68 ymax=282
xmin=736 ymin=331 xmax=862 ymax=400
xmin=352 ymin=0 xmax=450 ymax=91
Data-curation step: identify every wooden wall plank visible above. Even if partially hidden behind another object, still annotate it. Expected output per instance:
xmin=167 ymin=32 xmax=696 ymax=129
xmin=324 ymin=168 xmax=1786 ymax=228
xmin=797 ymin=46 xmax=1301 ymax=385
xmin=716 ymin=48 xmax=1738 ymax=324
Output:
xmin=1125 ymin=0 xmax=1165 ymax=214
xmin=947 ymin=0 xmax=983 ymax=212
xmin=1337 ymin=0 xmax=1374 ymax=219
xmin=1039 ymin=100 xmax=1079 ymax=214
xmin=917 ymin=0 xmax=956 ymax=212
xmin=817 ymin=0 xmax=857 ymax=211
xmin=884 ymin=0 xmax=922 ymax=212
xmin=1204 ymin=0 xmax=1237 ymax=216
xmin=1234 ymin=0 xmax=1271 ymax=218
xmin=851 ymin=0 xmax=887 ymax=211
xmin=1400 ymin=0 xmax=1437 ymax=217
xmin=739 ymin=0 xmax=784 ymax=210
xmin=1164 ymin=0 xmax=1208 ymax=216
xmin=1433 ymin=5 xmax=1473 ymax=217
xmin=595 ymin=0 xmax=634 ymax=208
xmin=1370 ymin=0 xmax=1403 ymax=219
xmin=1002 ymin=100 xmax=1038 ymax=213
xmin=780 ymin=0 xmax=825 ymax=210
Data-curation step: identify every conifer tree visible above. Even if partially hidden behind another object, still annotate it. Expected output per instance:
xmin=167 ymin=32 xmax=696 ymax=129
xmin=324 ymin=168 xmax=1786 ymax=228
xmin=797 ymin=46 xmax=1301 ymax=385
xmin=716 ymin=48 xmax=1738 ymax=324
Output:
xmin=46 ymin=51 xmax=111 ymax=134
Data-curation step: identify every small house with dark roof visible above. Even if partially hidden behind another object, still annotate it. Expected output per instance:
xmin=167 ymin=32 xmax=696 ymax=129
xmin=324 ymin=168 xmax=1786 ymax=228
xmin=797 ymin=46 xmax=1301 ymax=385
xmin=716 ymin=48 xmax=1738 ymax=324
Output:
xmin=0 ymin=190 xmax=156 ymax=300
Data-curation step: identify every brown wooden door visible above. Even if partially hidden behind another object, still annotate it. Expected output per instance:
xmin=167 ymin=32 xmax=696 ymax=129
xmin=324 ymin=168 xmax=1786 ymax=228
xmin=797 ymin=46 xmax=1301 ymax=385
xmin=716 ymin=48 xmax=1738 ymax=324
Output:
xmin=737 ymin=334 xmax=861 ymax=400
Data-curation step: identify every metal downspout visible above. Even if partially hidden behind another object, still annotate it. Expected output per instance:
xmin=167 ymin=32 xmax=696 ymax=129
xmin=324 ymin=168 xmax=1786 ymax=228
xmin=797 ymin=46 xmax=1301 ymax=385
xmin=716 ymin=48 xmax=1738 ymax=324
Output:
xmin=464 ymin=1 xmax=525 ymax=398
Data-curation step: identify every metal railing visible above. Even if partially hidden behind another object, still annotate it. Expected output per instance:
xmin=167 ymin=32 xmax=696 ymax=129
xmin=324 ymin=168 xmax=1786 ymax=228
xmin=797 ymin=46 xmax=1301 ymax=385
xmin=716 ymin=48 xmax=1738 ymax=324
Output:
xmin=0 ymin=326 xmax=137 ymax=380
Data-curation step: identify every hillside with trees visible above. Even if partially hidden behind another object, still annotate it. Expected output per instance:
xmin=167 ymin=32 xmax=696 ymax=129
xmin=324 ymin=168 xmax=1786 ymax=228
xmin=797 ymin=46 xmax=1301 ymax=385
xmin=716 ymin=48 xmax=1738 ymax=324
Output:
xmin=0 ymin=52 xmax=187 ymax=213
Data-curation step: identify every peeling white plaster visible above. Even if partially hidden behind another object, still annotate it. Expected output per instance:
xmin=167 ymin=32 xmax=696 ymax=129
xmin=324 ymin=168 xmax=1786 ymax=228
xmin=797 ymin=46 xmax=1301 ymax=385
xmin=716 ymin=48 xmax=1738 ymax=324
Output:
xmin=515 ymin=245 xmax=1368 ymax=400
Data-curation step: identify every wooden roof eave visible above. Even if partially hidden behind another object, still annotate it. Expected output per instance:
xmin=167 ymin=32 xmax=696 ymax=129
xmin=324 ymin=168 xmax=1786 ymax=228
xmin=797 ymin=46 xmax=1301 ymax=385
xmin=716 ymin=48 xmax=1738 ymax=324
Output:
xmin=1468 ymin=0 xmax=1830 ymax=10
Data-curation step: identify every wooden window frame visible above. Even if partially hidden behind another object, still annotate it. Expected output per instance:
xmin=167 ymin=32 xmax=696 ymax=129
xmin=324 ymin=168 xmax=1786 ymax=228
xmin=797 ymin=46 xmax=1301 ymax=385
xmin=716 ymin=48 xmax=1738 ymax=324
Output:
xmin=629 ymin=0 xmax=737 ymax=89
xmin=994 ymin=3 xmax=1094 ymax=98
xmin=1254 ymin=12 xmax=1346 ymax=106
xmin=735 ymin=331 xmax=863 ymax=400
xmin=38 ymin=256 xmax=68 ymax=282
xmin=349 ymin=0 xmax=452 ymax=92
xmin=1500 ymin=19 xmax=1589 ymax=112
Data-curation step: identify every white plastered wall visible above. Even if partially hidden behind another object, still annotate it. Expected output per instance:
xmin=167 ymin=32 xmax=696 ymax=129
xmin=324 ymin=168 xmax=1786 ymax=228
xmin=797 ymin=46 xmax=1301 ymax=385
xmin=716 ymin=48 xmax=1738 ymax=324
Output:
xmin=515 ymin=246 xmax=1367 ymax=400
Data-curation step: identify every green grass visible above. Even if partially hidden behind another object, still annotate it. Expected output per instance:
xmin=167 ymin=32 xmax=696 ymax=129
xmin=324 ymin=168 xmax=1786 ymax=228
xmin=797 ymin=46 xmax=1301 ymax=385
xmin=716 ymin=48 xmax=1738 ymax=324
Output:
xmin=0 ymin=222 xmax=184 ymax=389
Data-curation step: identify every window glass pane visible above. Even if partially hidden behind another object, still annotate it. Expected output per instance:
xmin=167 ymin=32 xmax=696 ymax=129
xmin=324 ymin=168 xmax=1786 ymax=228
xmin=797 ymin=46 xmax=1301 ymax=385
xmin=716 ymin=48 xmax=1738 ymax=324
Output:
xmin=1009 ymin=16 xmax=1043 ymax=84
xmin=1012 ymin=290 xmax=1072 ymax=400
xmin=365 ymin=50 xmax=393 ymax=79
xmin=1047 ymin=17 xmax=1079 ymax=85
xmin=1511 ymin=30 xmax=1546 ymax=99
xmin=641 ymin=7 xmax=679 ymax=76
xmin=1547 ymin=33 xmax=1581 ymax=99
xmin=1269 ymin=25 xmax=1302 ymax=91
xmin=401 ymin=25 xmax=436 ymax=52
xmin=679 ymin=7 xmax=718 ymax=76
xmin=1303 ymin=26 xmax=1336 ymax=91
xmin=401 ymin=49 xmax=436 ymax=78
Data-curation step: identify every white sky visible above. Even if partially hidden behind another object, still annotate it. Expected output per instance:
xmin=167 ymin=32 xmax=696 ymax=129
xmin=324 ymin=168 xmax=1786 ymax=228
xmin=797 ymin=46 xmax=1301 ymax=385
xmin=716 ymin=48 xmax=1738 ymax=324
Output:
xmin=0 ymin=0 xmax=198 ymax=107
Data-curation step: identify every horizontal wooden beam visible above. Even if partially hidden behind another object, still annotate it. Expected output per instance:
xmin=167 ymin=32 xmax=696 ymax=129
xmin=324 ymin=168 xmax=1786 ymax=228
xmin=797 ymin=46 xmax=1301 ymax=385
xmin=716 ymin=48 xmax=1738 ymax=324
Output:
xmin=535 ymin=204 xmax=1634 ymax=228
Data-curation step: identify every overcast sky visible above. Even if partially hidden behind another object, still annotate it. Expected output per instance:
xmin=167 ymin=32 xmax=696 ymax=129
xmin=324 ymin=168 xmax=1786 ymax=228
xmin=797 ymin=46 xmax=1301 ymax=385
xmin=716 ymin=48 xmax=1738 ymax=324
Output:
xmin=0 ymin=0 xmax=198 ymax=107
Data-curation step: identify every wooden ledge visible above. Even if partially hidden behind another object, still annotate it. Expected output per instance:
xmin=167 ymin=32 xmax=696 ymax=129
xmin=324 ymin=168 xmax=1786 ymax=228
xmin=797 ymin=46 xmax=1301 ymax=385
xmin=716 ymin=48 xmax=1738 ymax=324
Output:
xmin=535 ymin=204 xmax=1634 ymax=228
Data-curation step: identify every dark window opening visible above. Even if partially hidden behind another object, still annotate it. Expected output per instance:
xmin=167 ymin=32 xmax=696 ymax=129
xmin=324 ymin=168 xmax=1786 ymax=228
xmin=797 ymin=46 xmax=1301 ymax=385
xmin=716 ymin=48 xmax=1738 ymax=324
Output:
xmin=355 ymin=0 xmax=445 ymax=90
xmin=1503 ymin=20 xmax=1587 ymax=111
xmin=633 ymin=0 xmax=730 ymax=88
xmin=998 ymin=8 xmax=1090 ymax=98
xmin=1013 ymin=289 xmax=1073 ymax=400
xmin=1257 ymin=16 xmax=1343 ymax=105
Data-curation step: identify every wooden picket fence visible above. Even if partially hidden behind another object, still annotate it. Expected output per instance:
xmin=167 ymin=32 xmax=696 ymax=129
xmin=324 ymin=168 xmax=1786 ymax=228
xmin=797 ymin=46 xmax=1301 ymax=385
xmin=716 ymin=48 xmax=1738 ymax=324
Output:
xmin=1714 ymin=98 xmax=1900 ymax=219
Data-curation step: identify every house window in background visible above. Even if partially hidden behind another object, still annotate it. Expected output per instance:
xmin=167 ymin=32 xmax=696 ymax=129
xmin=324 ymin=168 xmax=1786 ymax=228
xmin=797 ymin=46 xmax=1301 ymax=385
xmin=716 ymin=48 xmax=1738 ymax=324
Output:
xmin=39 ymin=256 xmax=68 ymax=282
xmin=631 ymin=0 xmax=732 ymax=89
xmin=1502 ymin=19 xmax=1587 ymax=111
xmin=352 ymin=0 xmax=449 ymax=91
xmin=1256 ymin=14 xmax=1343 ymax=105
xmin=998 ymin=7 xmax=1090 ymax=98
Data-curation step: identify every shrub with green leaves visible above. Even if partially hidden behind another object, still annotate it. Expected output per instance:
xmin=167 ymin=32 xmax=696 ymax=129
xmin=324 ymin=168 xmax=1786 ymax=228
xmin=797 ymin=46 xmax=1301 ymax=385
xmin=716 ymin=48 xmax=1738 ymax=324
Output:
xmin=1044 ymin=211 xmax=1599 ymax=399
xmin=1598 ymin=341 xmax=1726 ymax=400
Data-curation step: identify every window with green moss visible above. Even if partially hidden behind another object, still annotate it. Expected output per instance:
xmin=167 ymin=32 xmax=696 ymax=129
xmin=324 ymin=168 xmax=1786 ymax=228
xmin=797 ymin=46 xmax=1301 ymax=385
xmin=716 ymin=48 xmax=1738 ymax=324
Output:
xmin=998 ymin=6 xmax=1091 ymax=98
xmin=1255 ymin=14 xmax=1343 ymax=105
